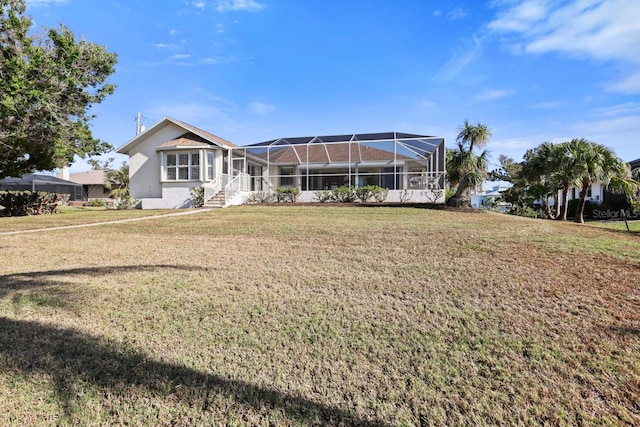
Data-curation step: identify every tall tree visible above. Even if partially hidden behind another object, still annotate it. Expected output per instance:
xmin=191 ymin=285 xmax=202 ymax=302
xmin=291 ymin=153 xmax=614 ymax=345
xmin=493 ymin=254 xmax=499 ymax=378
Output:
xmin=520 ymin=142 xmax=558 ymax=219
xmin=569 ymin=139 xmax=632 ymax=224
xmin=447 ymin=120 xmax=491 ymax=207
xmin=0 ymin=0 xmax=117 ymax=179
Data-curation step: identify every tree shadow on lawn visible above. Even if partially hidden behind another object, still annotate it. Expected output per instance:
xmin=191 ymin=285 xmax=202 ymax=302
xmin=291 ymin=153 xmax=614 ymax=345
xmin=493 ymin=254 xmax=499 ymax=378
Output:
xmin=0 ymin=267 xmax=389 ymax=426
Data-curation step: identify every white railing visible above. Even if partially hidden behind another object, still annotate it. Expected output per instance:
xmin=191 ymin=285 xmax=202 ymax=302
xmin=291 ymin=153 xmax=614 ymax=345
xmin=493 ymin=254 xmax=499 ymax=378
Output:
xmin=224 ymin=173 xmax=250 ymax=205
xmin=203 ymin=174 xmax=229 ymax=204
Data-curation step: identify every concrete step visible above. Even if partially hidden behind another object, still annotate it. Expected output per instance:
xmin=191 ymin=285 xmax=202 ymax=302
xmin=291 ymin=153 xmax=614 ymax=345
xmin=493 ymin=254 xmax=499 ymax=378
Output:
xmin=204 ymin=192 xmax=225 ymax=208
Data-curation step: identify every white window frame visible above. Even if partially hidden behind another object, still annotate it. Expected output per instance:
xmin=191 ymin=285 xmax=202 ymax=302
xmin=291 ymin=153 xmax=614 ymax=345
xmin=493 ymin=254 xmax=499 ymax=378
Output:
xmin=206 ymin=151 xmax=215 ymax=181
xmin=163 ymin=151 xmax=201 ymax=182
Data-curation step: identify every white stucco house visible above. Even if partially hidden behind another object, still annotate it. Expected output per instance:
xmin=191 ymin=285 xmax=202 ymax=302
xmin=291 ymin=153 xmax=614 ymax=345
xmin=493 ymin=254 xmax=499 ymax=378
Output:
xmin=116 ymin=117 xmax=447 ymax=209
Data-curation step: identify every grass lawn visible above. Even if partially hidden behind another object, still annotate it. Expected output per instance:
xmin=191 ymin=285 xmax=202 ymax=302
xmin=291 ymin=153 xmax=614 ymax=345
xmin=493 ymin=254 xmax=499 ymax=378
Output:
xmin=1 ymin=206 xmax=638 ymax=426
xmin=0 ymin=206 xmax=176 ymax=232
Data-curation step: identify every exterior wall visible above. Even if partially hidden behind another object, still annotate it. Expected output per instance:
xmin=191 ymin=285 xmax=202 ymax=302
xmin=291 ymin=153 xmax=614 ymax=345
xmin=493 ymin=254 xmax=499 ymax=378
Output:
xmin=558 ymin=183 xmax=604 ymax=205
xmin=87 ymin=184 xmax=107 ymax=199
xmin=129 ymin=124 xmax=192 ymax=200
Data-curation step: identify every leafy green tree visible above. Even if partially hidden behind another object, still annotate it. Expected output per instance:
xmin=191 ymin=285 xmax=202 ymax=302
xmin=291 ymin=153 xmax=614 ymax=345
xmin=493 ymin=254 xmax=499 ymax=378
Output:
xmin=0 ymin=0 xmax=117 ymax=179
xmin=88 ymin=157 xmax=114 ymax=171
xmin=447 ymin=120 xmax=490 ymax=207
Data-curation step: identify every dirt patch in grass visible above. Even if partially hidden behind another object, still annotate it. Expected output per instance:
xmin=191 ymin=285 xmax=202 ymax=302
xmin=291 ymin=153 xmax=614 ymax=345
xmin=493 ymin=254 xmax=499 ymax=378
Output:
xmin=0 ymin=206 xmax=638 ymax=425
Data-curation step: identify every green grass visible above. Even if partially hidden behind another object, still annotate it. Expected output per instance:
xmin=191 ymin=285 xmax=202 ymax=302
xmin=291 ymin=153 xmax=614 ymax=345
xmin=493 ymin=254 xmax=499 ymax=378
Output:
xmin=590 ymin=219 xmax=640 ymax=233
xmin=1 ymin=206 xmax=638 ymax=426
xmin=0 ymin=206 xmax=178 ymax=232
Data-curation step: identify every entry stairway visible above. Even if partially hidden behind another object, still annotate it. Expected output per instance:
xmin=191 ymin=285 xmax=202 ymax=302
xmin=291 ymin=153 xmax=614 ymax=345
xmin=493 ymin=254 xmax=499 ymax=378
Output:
xmin=204 ymin=191 xmax=225 ymax=208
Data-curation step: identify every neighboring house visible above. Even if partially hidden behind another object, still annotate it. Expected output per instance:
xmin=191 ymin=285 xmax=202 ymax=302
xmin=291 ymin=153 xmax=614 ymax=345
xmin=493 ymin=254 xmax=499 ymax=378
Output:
xmin=556 ymin=157 xmax=640 ymax=210
xmin=471 ymin=185 xmax=510 ymax=211
xmin=69 ymin=170 xmax=109 ymax=199
xmin=0 ymin=174 xmax=83 ymax=200
xmin=116 ymin=117 xmax=447 ymax=209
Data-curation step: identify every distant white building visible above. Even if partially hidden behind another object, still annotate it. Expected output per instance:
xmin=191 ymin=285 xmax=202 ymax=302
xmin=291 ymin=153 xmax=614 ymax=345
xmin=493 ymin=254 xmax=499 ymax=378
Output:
xmin=471 ymin=185 xmax=511 ymax=211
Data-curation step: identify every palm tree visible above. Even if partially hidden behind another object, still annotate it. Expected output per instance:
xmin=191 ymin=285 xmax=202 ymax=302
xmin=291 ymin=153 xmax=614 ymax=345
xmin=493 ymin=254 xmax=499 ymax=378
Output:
xmin=569 ymin=140 xmax=632 ymax=224
xmin=105 ymin=162 xmax=130 ymax=198
xmin=447 ymin=120 xmax=491 ymax=207
xmin=546 ymin=141 xmax=578 ymax=221
xmin=521 ymin=142 xmax=558 ymax=218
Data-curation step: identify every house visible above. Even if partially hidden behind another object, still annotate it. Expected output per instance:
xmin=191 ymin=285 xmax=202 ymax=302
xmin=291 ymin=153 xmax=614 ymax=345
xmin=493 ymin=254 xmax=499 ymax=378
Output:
xmin=471 ymin=185 xmax=511 ymax=211
xmin=553 ymin=157 xmax=640 ymax=218
xmin=0 ymin=174 xmax=84 ymax=201
xmin=68 ymin=170 xmax=109 ymax=200
xmin=116 ymin=117 xmax=446 ymax=209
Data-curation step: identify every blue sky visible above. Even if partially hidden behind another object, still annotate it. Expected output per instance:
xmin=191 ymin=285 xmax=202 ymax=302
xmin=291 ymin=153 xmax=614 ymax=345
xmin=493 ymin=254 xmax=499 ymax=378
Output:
xmin=24 ymin=0 xmax=640 ymax=172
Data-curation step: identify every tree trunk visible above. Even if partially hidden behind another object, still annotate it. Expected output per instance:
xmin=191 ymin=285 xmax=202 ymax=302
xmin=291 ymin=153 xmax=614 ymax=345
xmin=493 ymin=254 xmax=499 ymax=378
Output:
xmin=574 ymin=186 xmax=589 ymax=224
xmin=559 ymin=184 xmax=570 ymax=221
xmin=448 ymin=183 xmax=471 ymax=207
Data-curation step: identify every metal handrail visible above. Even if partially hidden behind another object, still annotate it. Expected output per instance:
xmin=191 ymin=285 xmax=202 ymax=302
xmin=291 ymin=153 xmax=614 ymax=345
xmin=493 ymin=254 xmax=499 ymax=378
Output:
xmin=224 ymin=173 xmax=250 ymax=205
xmin=203 ymin=174 xmax=229 ymax=204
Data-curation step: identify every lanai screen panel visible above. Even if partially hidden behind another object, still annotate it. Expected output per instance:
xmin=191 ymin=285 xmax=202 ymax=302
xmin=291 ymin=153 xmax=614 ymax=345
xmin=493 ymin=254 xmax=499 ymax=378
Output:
xmin=243 ymin=132 xmax=445 ymax=191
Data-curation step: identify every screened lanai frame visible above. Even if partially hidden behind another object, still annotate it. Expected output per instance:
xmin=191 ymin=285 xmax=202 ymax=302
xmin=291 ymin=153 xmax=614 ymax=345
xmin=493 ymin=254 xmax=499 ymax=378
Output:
xmin=228 ymin=132 xmax=446 ymax=193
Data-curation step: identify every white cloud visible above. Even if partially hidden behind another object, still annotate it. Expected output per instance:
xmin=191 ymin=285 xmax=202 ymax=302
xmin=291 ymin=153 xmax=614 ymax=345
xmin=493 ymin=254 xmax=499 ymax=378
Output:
xmin=216 ymin=23 xmax=225 ymax=33
xmin=170 ymin=54 xmax=192 ymax=60
xmin=434 ymin=35 xmax=484 ymax=82
xmin=448 ymin=8 xmax=468 ymax=20
xmin=591 ymin=102 xmax=640 ymax=117
xmin=433 ymin=9 xmax=442 ymax=17
xmin=152 ymin=43 xmax=178 ymax=49
xmin=531 ymin=100 xmax=564 ymax=109
xmin=248 ymin=102 xmax=275 ymax=115
xmin=570 ymin=114 xmax=640 ymax=138
xmin=605 ymin=72 xmax=640 ymax=94
xmin=169 ymin=29 xmax=179 ymax=36
xmin=216 ymin=0 xmax=265 ymax=12
xmin=488 ymin=0 xmax=640 ymax=93
xmin=474 ymin=89 xmax=513 ymax=101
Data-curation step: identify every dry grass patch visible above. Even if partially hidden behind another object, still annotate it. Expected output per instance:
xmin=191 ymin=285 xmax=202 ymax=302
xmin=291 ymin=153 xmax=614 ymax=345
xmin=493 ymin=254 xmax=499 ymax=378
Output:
xmin=0 ymin=206 xmax=638 ymax=426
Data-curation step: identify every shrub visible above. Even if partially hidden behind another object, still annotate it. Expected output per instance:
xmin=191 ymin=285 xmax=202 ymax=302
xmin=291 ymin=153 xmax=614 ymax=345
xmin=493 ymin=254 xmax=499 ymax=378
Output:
xmin=0 ymin=191 xmax=61 ymax=216
xmin=331 ymin=186 xmax=357 ymax=203
xmin=354 ymin=185 xmax=387 ymax=203
xmin=314 ymin=190 xmax=333 ymax=203
xmin=247 ymin=191 xmax=276 ymax=203
xmin=190 ymin=186 xmax=205 ymax=208
xmin=399 ymin=189 xmax=412 ymax=203
xmin=275 ymin=186 xmax=300 ymax=203
xmin=510 ymin=205 xmax=540 ymax=218
xmin=87 ymin=198 xmax=107 ymax=207
xmin=113 ymin=194 xmax=139 ymax=210
xmin=445 ymin=187 xmax=456 ymax=204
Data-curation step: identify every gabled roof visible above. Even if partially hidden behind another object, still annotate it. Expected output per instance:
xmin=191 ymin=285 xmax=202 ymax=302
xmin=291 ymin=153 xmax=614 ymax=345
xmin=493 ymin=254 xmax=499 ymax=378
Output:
xmin=158 ymin=132 xmax=212 ymax=149
xmin=69 ymin=170 xmax=106 ymax=185
xmin=116 ymin=116 xmax=237 ymax=154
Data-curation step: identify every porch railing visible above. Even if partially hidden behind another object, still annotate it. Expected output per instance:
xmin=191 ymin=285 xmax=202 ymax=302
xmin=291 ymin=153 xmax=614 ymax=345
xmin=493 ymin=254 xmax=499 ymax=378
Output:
xmin=202 ymin=174 xmax=229 ymax=204
xmin=224 ymin=173 xmax=250 ymax=205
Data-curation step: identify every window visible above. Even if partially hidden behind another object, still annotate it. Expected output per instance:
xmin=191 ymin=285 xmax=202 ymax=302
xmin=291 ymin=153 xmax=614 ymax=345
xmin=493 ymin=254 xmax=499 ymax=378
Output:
xmin=280 ymin=167 xmax=294 ymax=187
xmin=206 ymin=152 xmax=215 ymax=181
xmin=165 ymin=151 xmax=200 ymax=181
